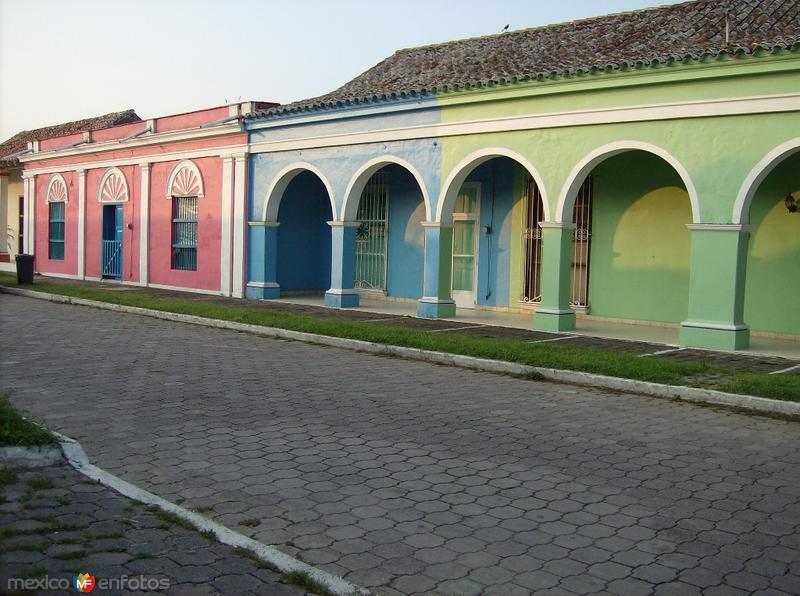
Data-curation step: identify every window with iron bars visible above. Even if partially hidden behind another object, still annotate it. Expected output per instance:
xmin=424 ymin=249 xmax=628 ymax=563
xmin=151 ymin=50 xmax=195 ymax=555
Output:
xmin=48 ymin=201 xmax=65 ymax=260
xmin=171 ymin=196 xmax=198 ymax=271
xmin=521 ymin=176 xmax=593 ymax=307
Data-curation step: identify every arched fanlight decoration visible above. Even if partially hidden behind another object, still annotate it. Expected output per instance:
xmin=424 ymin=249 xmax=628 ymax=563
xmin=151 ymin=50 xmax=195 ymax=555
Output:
xmin=46 ymin=173 xmax=68 ymax=203
xmin=166 ymin=160 xmax=204 ymax=198
xmin=98 ymin=167 xmax=129 ymax=203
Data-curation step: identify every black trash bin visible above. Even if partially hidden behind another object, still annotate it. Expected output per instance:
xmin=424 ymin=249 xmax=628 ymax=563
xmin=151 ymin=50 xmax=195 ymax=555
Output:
xmin=15 ymin=254 xmax=34 ymax=285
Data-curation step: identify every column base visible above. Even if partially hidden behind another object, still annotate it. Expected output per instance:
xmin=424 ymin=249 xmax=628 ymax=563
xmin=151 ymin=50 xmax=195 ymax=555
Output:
xmin=417 ymin=298 xmax=456 ymax=319
xmin=533 ymin=308 xmax=576 ymax=332
xmin=246 ymin=282 xmax=280 ymax=300
xmin=324 ymin=290 xmax=360 ymax=308
xmin=679 ymin=322 xmax=750 ymax=351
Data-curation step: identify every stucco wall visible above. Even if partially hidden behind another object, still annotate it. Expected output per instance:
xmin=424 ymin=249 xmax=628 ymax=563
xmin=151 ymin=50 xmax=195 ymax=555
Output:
xmin=744 ymin=151 xmax=800 ymax=336
xmin=148 ymin=157 xmax=223 ymax=291
xmin=385 ymin=165 xmax=425 ymax=299
xmin=276 ymin=171 xmax=332 ymax=292
xmin=588 ymin=152 xmax=692 ymax=324
xmin=34 ymin=171 xmax=79 ymax=276
xmin=84 ymin=166 xmax=140 ymax=282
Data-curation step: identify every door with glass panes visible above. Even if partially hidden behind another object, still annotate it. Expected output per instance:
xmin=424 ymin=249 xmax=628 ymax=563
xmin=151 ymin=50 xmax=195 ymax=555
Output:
xmin=451 ymin=183 xmax=479 ymax=308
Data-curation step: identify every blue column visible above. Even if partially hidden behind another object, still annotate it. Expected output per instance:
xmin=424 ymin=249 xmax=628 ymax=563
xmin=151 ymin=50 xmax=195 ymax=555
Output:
xmin=417 ymin=223 xmax=456 ymax=318
xmin=245 ymin=222 xmax=281 ymax=300
xmin=325 ymin=221 xmax=360 ymax=308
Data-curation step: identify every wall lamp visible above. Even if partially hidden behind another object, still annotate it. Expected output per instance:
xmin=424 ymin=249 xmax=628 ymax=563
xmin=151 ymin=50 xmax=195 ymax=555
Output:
xmin=785 ymin=194 xmax=798 ymax=213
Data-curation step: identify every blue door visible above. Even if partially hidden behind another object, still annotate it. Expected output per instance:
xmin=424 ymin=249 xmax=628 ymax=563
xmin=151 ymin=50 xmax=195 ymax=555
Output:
xmin=102 ymin=204 xmax=123 ymax=279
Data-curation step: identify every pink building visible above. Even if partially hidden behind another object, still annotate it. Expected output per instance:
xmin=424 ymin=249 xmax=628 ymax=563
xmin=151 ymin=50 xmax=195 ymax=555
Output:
xmin=19 ymin=102 xmax=275 ymax=296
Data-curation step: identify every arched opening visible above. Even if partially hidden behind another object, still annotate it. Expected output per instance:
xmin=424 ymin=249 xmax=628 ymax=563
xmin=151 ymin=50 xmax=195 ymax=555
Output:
xmin=562 ymin=149 xmax=694 ymax=325
xmin=742 ymin=150 xmax=800 ymax=338
xmin=344 ymin=161 xmax=428 ymax=300
xmin=275 ymin=170 xmax=333 ymax=294
xmin=439 ymin=151 xmax=549 ymax=310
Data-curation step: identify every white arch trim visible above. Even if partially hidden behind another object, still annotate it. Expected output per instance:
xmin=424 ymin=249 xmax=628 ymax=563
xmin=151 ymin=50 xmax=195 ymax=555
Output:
xmin=261 ymin=162 xmax=336 ymax=223
xmin=555 ymin=141 xmax=700 ymax=223
xmin=436 ymin=147 xmax=550 ymax=224
xmin=97 ymin=166 xmax=129 ymax=203
xmin=165 ymin=159 xmax=204 ymax=198
xmin=733 ymin=137 xmax=800 ymax=225
xmin=341 ymin=156 xmax=432 ymax=222
xmin=45 ymin=173 xmax=68 ymax=203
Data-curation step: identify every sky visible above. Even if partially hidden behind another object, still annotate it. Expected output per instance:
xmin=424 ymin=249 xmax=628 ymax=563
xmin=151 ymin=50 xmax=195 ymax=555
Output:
xmin=0 ymin=0 xmax=685 ymax=141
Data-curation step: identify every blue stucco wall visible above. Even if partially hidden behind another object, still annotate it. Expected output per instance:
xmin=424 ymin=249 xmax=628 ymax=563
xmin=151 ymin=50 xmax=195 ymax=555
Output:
xmin=248 ymin=99 xmax=439 ymax=143
xmin=385 ymin=165 xmax=426 ymax=299
xmin=246 ymin=102 xmax=444 ymax=295
xmin=276 ymin=172 xmax=332 ymax=292
xmin=466 ymin=158 xmax=516 ymax=308
xmin=247 ymin=140 xmax=441 ymax=223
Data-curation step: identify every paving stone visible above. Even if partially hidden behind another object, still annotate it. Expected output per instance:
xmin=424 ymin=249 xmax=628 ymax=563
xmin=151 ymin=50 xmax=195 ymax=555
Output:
xmin=391 ymin=574 xmax=438 ymax=594
xmin=436 ymin=577 xmax=485 ymax=596
xmin=3 ymin=294 xmax=800 ymax=596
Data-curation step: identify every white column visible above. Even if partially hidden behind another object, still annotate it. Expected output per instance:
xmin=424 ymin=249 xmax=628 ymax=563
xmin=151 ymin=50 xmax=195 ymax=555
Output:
xmin=139 ymin=163 xmax=150 ymax=285
xmin=77 ymin=169 xmax=86 ymax=278
xmin=220 ymin=156 xmax=234 ymax=296
xmin=0 ymin=175 xmax=8 ymax=255
xmin=21 ymin=176 xmax=29 ymax=254
xmin=232 ymin=153 xmax=247 ymax=298
xmin=27 ymin=175 xmax=36 ymax=256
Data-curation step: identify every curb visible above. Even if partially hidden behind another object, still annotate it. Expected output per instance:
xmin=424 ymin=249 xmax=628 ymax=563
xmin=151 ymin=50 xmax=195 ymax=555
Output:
xmin=0 ymin=445 xmax=63 ymax=468
xmin=53 ymin=432 xmax=368 ymax=596
xmin=3 ymin=285 xmax=799 ymax=417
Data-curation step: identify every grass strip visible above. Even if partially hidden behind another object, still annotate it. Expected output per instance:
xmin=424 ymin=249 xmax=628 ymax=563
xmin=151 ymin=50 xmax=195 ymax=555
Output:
xmin=0 ymin=393 xmax=58 ymax=447
xmin=1 ymin=273 xmax=797 ymax=403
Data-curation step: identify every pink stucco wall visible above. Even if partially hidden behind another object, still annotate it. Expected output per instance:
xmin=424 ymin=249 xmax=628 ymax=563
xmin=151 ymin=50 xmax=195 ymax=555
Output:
xmin=30 ymin=134 xmax=247 ymax=171
xmin=91 ymin=121 xmax=149 ymax=143
xmin=34 ymin=172 xmax=78 ymax=276
xmin=33 ymin=104 xmax=238 ymax=162
xmin=33 ymin=156 xmax=226 ymax=292
xmin=148 ymin=157 xmax=223 ymax=291
xmin=156 ymin=106 xmax=230 ymax=133
xmin=26 ymin=105 xmax=244 ymax=294
xmin=39 ymin=133 xmax=84 ymax=152
xmin=83 ymin=165 xmax=140 ymax=283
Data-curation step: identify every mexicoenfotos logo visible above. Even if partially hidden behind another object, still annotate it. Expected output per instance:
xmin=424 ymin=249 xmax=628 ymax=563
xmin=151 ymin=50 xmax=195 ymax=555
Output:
xmin=73 ymin=572 xmax=96 ymax=593
xmin=7 ymin=573 xmax=168 ymax=592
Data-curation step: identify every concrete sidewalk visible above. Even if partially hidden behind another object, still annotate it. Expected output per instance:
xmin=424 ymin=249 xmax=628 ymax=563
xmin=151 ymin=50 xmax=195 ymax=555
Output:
xmin=21 ymin=275 xmax=800 ymax=375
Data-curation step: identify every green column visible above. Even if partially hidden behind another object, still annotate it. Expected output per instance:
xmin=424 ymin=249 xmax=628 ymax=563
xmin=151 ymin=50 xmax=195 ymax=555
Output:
xmin=680 ymin=225 xmax=750 ymax=350
xmin=533 ymin=222 xmax=576 ymax=332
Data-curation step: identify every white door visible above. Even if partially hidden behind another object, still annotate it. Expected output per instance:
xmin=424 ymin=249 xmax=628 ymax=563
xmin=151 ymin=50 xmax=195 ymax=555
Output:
xmin=451 ymin=183 xmax=479 ymax=309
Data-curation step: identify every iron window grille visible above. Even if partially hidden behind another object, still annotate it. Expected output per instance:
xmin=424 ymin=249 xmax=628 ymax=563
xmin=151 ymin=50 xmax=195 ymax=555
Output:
xmin=521 ymin=176 xmax=593 ymax=307
xmin=354 ymin=171 xmax=389 ymax=291
xmin=171 ymin=196 xmax=198 ymax=271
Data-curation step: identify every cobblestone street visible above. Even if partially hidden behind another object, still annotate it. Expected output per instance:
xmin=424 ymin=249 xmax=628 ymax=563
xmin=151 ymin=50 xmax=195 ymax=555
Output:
xmin=2 ymin=294 xmax=800 ymax=595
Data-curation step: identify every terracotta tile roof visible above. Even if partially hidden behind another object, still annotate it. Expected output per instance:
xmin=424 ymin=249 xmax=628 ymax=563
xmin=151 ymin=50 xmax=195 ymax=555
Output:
xmin=0 ymin=110 xmax=141 ymax=169
xmin=250 ymin=0 xmax=799 ymax=119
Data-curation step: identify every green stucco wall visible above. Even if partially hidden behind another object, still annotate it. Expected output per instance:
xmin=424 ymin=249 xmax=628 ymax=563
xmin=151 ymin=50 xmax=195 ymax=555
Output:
xmin=744 ymin=152 xmax=800 ymax=336
xmin=438 ymin=56 xmax=800 ymax=225
xmin=587 ymin=152 xmax=692 ymax=324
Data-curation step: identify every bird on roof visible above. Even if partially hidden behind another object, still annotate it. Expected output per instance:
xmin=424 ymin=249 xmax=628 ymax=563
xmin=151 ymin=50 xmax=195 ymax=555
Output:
xmin=502 ymin=24 xmax=509 ymax=32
